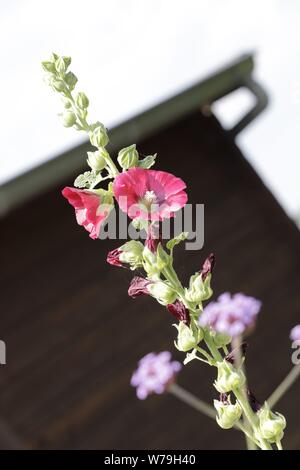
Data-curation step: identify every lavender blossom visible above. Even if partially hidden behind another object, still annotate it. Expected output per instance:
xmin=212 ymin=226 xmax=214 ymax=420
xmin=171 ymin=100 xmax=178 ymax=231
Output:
xmin=131 ymin=352 xmax=182 ymax=400
xmin=199 ymin=292 xmax=261 ymax=337
xmin=290 ymin=324 xmax=300 ymax=342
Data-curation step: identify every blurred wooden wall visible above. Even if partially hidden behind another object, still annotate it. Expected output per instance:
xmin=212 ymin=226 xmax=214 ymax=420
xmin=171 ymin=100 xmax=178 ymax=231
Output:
xmin=0 ymin=111 xmax=299 ymax=449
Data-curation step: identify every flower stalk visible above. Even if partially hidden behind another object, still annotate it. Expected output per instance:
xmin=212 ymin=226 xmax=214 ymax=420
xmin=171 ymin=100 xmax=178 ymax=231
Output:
xmin=42 ymin=53 xmax=294 ymax=451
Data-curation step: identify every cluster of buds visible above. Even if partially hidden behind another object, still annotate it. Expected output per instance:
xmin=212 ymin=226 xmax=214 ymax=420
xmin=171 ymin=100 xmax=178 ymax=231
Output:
xmin=42 ymin=53 xmax=88 ymax=130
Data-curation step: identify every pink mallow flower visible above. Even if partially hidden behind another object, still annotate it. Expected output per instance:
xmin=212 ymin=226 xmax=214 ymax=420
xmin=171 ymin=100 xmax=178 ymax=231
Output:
xmin=62 ymin=187 xmax=111 ymax=239
xmin=113 ymin=167 xmax=187 ymax=221
xmin=290 ymin=325 xmax=300 ymax=343
xmin=199 ymin=292 xmax=262 ymax=337
xmin=131 ymin=352 xmax=182 ymax=400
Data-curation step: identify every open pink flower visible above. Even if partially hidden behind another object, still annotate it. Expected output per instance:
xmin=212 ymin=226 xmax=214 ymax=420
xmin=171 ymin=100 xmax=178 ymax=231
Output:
xmin=62 ymin=187 xmax=111 ymax=239
xmin=113 ymin=167 xmax=187 ymax=221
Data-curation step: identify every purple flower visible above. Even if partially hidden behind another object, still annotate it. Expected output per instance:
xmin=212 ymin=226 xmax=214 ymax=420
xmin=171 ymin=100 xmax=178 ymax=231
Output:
xmin=199 ymin=292 xmax=262 ymax=337
xmin=290 ymin=324 xmax=300 ymax=343
xmin=131 ymin=352 xmax=182 ymax=400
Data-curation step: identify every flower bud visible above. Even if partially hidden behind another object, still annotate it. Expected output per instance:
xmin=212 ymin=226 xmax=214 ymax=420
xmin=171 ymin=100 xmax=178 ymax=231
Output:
xmin=117 ymin=144 xmax=139 ymax=170
xmin=64 ymin=71 xmax=78 ymax=91
xmin=61 ymin=111 xmax=77 ymax=127
xmin=52 ymin=78 xmax=65 ymax=92
xmin=214 ymin=397 xmax=242 ymax=429
xmin=156 ymin=244 xmax=171 ymax=271
xmin=55 ymin=57 xmax=66 ymax=74
xmin=42 ymin=61 xmax=56 ymax=73
xmin=148 ymin=281 xmax=177 ymax=306
xmin=185 ymin=271 xmax=213 ymax=305
xmin=87 ymin=149 xmax=107 ymax=171
xmin=128 ymin=276 xmax=152 ymax=298
xmin=118 ymin=240 xmax=144 ymax=270
xmin=167 ymin=300 xmax=190 ymax=325
xmin=89 ymin=122 xmax=109 ymax=148
xmin=142 ymin=246 xmax=161 ymax=280
xmin=62 ymin=56 xmax=72 ymax=69
xmin=174 ymin=321 xmax=203 ymax=352
xmin=76 ymin=92 xmax=89 ymax=109
xmin=257 ymin=404 xmax=286 ymax=443
xmin=214 ymin=360 xmax=245 ymax=393
xmin=212 ymin=331 xmax=232 ymax=348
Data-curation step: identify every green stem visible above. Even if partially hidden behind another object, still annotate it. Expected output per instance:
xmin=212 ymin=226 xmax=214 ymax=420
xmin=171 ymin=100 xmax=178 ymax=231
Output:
xmin=234 ymin=388 xmax=271 ymax=450
xmin=276 ymin=440 xmax=283 ymax=450
xmin=169 ymin=384 xmax=259 ymax=446
xmin=267 ymin=364 xmax=300 ymax=408
xmin=232 ymin=336 xmax=257 ymax=450
xmin=169 ymin=383 xmax=216 ymax=420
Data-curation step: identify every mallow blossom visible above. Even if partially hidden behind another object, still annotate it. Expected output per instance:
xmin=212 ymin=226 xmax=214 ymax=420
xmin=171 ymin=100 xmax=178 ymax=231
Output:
xmin=113 ymin=167 xmax=187 ymax=221
xmin=131 ymin=352 xmax=182 ymax=399
xmin=290 ymin=324 xmax=300 ymax=343
xmin=199 ymin=292 xmax=262 ymax=337
xmin=62 ymin=187 xmax=112 ymax=239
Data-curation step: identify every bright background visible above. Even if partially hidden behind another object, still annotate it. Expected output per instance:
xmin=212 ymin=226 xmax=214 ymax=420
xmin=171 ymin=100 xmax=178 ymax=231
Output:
xmin=1 ymin=0 xmax=299 ymax=219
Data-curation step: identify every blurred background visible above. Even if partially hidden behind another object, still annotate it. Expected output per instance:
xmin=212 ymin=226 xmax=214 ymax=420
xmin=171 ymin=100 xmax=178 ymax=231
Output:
xmin=0 ymin=0 xmax=299 ymax=450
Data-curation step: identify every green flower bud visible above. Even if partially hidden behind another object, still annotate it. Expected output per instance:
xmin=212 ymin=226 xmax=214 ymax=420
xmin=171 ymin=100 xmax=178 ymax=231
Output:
xmin=50 ymin=52 xmax=59 ymax=62
xmin=87 ymin=149 xmax=108 ymax=172
xmin=117 ymin=144 xmax=139 ymax=170
xmin=148 ymin=281 xmax=177 ymax=306
xmin=62 ymin=56 xmax=72 ymax=69
xmin=257 ymin=404 xmax=286 ymax=443
xmin=76 ymin=92 xmax=89 ymax=109
xmin=142 ymin=246 xmax=161 ymax=280
xmin=61 ymin=111 xmax=77 ymax=127
xmin=214 ymin=397 xmax=242 ymax=429
xmin=119 ymin=240 xmax=144 ymax=270
xmin=55 ymin=57 xmax=66 ymax=74
xmin=52 ymin=78 xmax=65 ymax=92
xmin=156 ymin=244 xmax=171 ymax=271
xmin=42 ymin=61 xmax=56 ymax=73
xmin=174 ymin=321 xmax=203 ymax=352
xmin=64 ymin=71 xmax=78 ymax=91
xmin=89 ymin=122 xmax=109 ymax=148
xmin=214 ymin=360 xmax=245 ymax=393
xmin=185 ymin=272 xmax=213 ymax=305
xmin=212 ymin=331 xmax=232 ymax=348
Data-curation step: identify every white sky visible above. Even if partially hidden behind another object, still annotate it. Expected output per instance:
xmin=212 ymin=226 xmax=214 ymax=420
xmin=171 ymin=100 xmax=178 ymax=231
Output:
xmin=1 ymin=0 xmax=300 ymax=217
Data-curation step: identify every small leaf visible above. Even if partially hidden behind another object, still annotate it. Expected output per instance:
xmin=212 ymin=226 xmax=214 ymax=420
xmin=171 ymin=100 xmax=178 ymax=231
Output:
xmin=166 ymin=232 xmax=189 ymax=252
xmin=138 ymin=153 xmax=157 ymax=169
xmin=74 ymin=171 xmax=98 ymax=189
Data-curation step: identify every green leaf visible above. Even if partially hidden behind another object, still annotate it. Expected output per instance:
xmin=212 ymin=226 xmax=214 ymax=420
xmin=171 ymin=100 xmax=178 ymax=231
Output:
xmin=138 ymin=153 xmax=157 ymax=169
xmin=166 ymin=232 xmax=189 ymax=252
xmin=74 ymin=170 xmax=104 ymax=189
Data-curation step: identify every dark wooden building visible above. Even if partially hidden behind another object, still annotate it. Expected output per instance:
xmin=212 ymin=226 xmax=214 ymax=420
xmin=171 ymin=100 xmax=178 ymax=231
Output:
xmin=0 ymin=55 xmax=299 ymax=450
